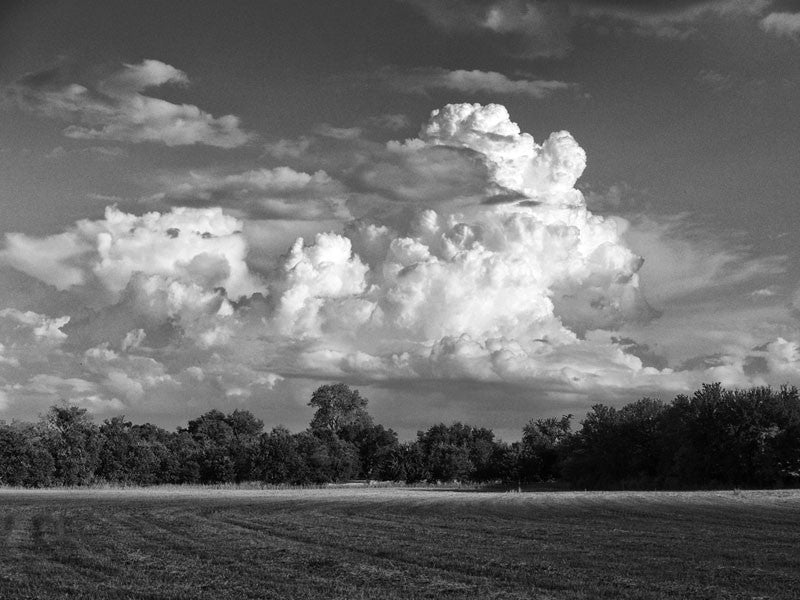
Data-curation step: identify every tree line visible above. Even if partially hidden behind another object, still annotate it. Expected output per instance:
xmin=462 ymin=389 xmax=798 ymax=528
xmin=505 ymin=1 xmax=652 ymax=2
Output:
xmin=1 ymin=382 xmax=799 ymax=489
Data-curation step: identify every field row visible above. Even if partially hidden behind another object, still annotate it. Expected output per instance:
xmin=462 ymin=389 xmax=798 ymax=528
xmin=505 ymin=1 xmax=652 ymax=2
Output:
xmin=0 ymin=488 xmax=798 ymax=599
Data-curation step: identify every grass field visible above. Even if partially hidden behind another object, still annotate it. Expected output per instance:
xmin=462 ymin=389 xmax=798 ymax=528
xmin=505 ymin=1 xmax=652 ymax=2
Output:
xmin=0 ymin=487 xmax=798 ymax=599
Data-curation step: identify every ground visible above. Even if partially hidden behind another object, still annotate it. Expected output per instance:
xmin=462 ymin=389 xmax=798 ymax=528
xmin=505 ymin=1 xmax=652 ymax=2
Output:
xmin=0 ymin=487 xmax=798 ymax=599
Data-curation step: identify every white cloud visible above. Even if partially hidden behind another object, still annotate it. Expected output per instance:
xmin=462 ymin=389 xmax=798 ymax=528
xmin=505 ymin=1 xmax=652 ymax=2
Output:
xmin=765 ymin=337 xmax=800 ymax=376
xmin=2 ymin=206 xmax=263 ymax=302
xmin=4 ymin=101 xmax=800 ymax=421
xmin=0 ymin=308 xmax=70 ymax=341
xmin=760 ymin=12 xmax=800 ymax=39
xmin=387 ymin=68 xmax=574 ymax=98
xmin=419 ymin=103 xmax=586 ymax=196
xmin=621 ymin=213 xmax=787 ymax=306
xmin=2 ymin=231 xmax=89 ymax=290
xmin=239 ymin=103 xmax=654 ymax=391
xmin=146 ymin=166 xmax=350 ymax=220
xmin=7 ymin=59 xmax=251 ymax=148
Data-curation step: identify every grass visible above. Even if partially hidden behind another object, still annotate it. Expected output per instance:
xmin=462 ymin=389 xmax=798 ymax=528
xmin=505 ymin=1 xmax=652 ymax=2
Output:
xmin=0 ymin=487 xmax=798 ymax=599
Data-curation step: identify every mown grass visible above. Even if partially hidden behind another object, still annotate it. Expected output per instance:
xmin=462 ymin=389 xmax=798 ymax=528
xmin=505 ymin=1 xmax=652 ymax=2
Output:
xmin=0 ymin=487 xmax=798 ymax=599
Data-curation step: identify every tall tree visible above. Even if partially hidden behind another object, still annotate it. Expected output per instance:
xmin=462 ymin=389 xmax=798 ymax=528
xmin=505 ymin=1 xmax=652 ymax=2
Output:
xmin=308 ymin=383 xmax=372 ymax=438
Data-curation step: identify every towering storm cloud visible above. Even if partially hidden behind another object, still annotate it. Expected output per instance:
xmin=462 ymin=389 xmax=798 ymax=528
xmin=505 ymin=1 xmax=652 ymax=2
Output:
xmin=1 ymin=102 xmax=795 ymax=422
xmin=261 ymin=103 xmax=654 ymax=385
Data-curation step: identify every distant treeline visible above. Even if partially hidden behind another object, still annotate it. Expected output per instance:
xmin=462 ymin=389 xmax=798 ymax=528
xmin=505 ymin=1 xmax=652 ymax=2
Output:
xmin=1 ymin=383 xmax=799 ymax=489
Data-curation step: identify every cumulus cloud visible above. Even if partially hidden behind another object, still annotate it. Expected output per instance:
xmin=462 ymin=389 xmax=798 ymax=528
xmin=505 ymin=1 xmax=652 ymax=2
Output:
xmin=4 ymin=101 xmax=800 ymax=420
xmin=760 ymin=12 xmax=800 ymax=39
xmin=419 ymin=103 xmax=587 ymax=197
xmin=1 ymin=206 xmax=262 ymax=301
xmin=6 ymin=59 xmax=251 ymax=147
xmin=0 ymin=308 xmax=69 ymax=341
xmin=385 ymin=67 xmax=574 ymax=98
xmin=2 ymin=102 xmax=656 ymax=413
xmin=242 ymin=103 xmax=657 ymax=391
xmin=764 ymin=337 xmax=800 ymax=376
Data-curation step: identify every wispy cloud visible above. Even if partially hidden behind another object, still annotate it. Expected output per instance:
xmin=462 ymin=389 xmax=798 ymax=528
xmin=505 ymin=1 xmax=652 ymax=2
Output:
xmin=385 ymin=67 xmax=574 ymax=98
xmin=695 ymin=69 xmax=735 ymax=93
xmin=145 ymin=166 xmax=351 ymax=221
xmin=573 ymin=0 xmax=772 ymax=39
xmin=622 ymin=213 xmax=787 ymax=305
xmin=760 ymin=12 xmax=800 ymax=39
xmin=5 ymin=59 xmax=251 ymax=148
xmin=365 ymin=113 xmax=413 ymax=131
xmin=401 ymin=0 xmax=573 ymax=58
xmin=400 ymin=0 xmax=772 ymax=54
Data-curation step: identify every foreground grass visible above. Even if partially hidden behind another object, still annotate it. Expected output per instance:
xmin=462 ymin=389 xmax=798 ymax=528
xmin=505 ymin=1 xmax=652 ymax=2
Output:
xmin=0 ymin=487 xmax=798 ymax=599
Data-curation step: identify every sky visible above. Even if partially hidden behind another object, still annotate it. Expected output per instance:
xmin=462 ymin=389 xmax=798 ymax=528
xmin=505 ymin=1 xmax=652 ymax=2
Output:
xmin=1 ymin=0 xmax=799 ymax=439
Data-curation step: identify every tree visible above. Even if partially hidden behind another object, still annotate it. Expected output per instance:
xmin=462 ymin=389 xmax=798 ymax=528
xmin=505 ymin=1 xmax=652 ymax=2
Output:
xmin=379 ymin=441 xmax=428 ymax=483
xmin=350 ymin=423 xmax=399 ymax=479
xmin=665 ymin=384 xmax=800 ymax=488
xmin=517 ymin=415 xmax=573 ymax=483
xmin=97 ymin=416 xmax=136 ymax=484
xmin=0 ymin=422 xmax=55 ymax=487
xmin=308 ymin=383 xmax=372 ymax=438
xmin=561 ymin=404 xmax=623 ymax=489
xmin=313 ymin=428 xmax=361 ymax=482
xmin=184 ymin=409 xmax=263 ymax=483
xmin=226 ymin=409 xmax=264 ymax=482
xmin=415 ymin=423 xmax=501 ymax=483
xmin=293 ymin=431 xmax=333 ymax=483
xmin=168 ymin=430 xmax=202 ymax=483
xmin=43 ymin=405 xmax=100 ymax=486
xmin=256 ymin=426 xmax=304 ymax=484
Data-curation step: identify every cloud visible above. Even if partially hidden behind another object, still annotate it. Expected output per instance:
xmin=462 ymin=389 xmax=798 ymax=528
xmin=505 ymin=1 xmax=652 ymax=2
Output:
xmin=4 ymin=102 xmax=800 ymax=421
xmin=6 ymin=59 xmax=251 ymax=147
xmin=401 ymin=0 xmax=573 ymax=57
xmin=385 ymin=67 xmax=574 ymax=98
xmin=365 ymin=113 xmax=413 ymax=131
xmin=418 ymin=103 xmax=586 ymax=196
xmin=313 ymin=124 xmax=363 ymax=140
xmin=85 ymin=146 xmax=127 ymax=160
xmin=580 ymin=181 xmax=648 ymax=212
xmin=760 ymin=12 xmax=800 ymax=39
xmin=573 ymin=0 xmax=772 ymax=38
xmin=400 ymin=0 xmax=771 ymax=53
xmin=262 ymin=122 xmax=496 ymax=209
xmin=1 ymin=231 xmax=88 ymax=291
xmin=695 ymin=69 xmax=735 ymax=93
xmin=621 ymin=213 xmax=787 ymax=306
xmin=0 ymin=308 xmax=69 ymax=341
xmin=1 ymin=206 xmax=262 ymax=301
xmin=246 ymin=103 xmax=656 ymax=390
xmin=146 ymin=166 xmax=351 ymax=221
